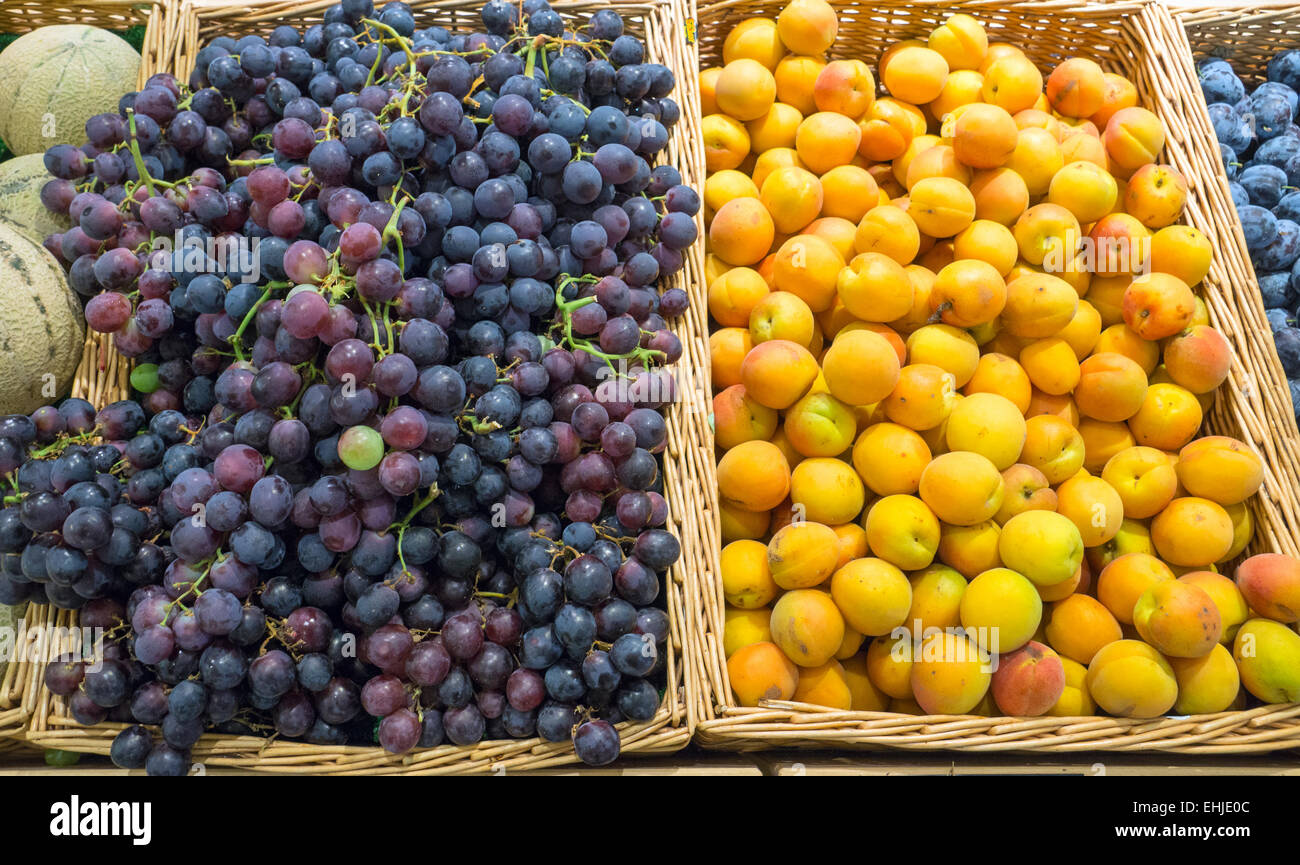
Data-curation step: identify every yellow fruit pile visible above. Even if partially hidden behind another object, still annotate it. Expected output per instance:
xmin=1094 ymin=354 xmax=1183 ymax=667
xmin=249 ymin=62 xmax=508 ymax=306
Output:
xmin=706 ymin=1 xmax=1300 ymax=718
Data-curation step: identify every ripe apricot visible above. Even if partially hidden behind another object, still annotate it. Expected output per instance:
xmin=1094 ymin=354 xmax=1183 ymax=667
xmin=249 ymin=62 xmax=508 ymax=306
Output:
xmin=854 ymin=205 xmax=921 ymax=264
xmin=837 ymin=251 xmax=914 ymax=322
xmin=852 ymin=423 xmax=931 ymax=496
xmin=746 ymin=102 xmax=804 ymax=153
xmin=883 ymin=45 xmax=950 ymax=104
xmin=960 ymin=567 xmax=1042 ymax=653
xmin=1169 ymin=644 xmax=1240 ymax=714
xmin=718 ymin=439 xmax=791 ymax=513
xmin=929 ymin=14 xmax=988 ymax=71
xmin=1056 ymin=474 xmax=1124 ymax=547
xmin=1046 ymin=58 xmax=1105 ymax=118
xmin=1127 ymin=382 xmax=1202 ymax=451
xmin=716 ymin=58 xmax=778 ymax=122
xmin=1074 ymin=352 xmax=1148 ymax=423
xmin=771 ymin=588 xmax=845 ymax=668
xmin=1020 ymin=338 xmax=1080 ymax=396
xmin=773 ymin=233 xmax=844 ymax=312
xmin=864 ymin=494 xmax=941 ymax=572
xmin=968 ymin=167 xmax=1029 ymax=226
xmin=1151 ymin=498 xmax=1234 ymax=565
xmin=1019 ymin=414 xmax=1085 ymax=484
xmin=702 ymin=113 xmax=751 ymax=172
xmin=1176 ymin=436 xmax=1263 ymax=506
xmin=963 ymin=352 xmax=1032 ymax=413
xmin=720 ymin=499 xmax=771 ymax=543
xmin=1091 ymin=73 xmax=1139 ymax=128
xmin=937 ymin=520 xmax=1002 ymax=579
xmin=1101 ymin=446 xmax=1177 ymax=520
xmin=1045 ymin=594 xmax=1122 ymax=664
xmin=814 ymin=59 xmax=876 ymax=118
xmin=1096 ymin=552 xmax=1175 ymax=624
xmin=777 ymin=0 xmax=838 ymax=54
xmin=999 ymin=510 xmax=1085 ymax=587
xmin=724 ymin=607 xmax=774 ymax=658
xmin=761 ymin=165 xmax=823 ymax=235
xmin=858 ymin=98 xmax=924 ymax=162
xmin=713 ymin=385 xmax=779 ymax=451
xmin=783 ymin=391 xmax=856 ymax=458
xmin=906 ymin=564 xmax=967 ymax=633
xmin=1149 ymin=225 xmax=1213 ymax=287
xmin=774 ymin=54 xmax=826 ymax=115
xmin=822 ymin=329 xmax=901 ymax=406
xmin=1057 ymin=300 xmax=1103 ymax=361
xmin=700 ymin=66 xmax=723 ymax=116
xmin=819 ymin=165 xmax=879 ymax=223
xmin=1163 ymin=325 xmax=1231 ymax=395
xmin=981 ymin=54 xmax=1043 ymax=114
xmin=1095 ymin=323 xmax=1159 ymax=375
xmin=907 ymin=176 xmax=976 ymax=239
xmin=930 ymin=259 xmax=1006 ymax=327
xmin=710 ymin=327 xmax=754 ymax=389
xmin=996 ymin=463 xmax=1057 ymax=524
xmin=751 ymin=146 xmax=805 ymax=191
xmin=950 ymin=103 xmax=1019 ymax=169
xmin=723 ymin=18 xmax=785 ymax=69
xmin=710 ymin=197 xmax=774 ymax=266
xmin=740 ymin=339 xmax=821 ymax=410
xmin=790 ymin=457 xmax=866 ymax=524
xmin=929 ymin=69 xmax=985 ymax=121
xmin=795 ymin=112 xmax=862 ymax=175
xmin=945 ymin=392 xmax=1027 ymax=470
xmin=1133 ymin=580 xmax=1221 ymax=658
xmin=906 ymin=144 xmax=971 ymax=189
xmin=906 ymin=324 xmax=980 ymax=388
xmin=767 ymin=520 xmax=841 ymax=589
xmin=708 ymin=266 xmax=770 ymax=329
xmin=919 ymin=451 xmax=1005 ymax=527
xmin=883 ymin=363 xmax=958 ymax=431
xmin=1125 ymin=163 xmax=1187 ymax=229
xmin=1085 ymin=639 xmax=1178 ymax=718
xmin=1090 ymin=213 xmax=1151 ymax=277
xmin=1001 ymin=273 xmax=1078 ymax=339
xmin=721 ymin=539 xmax=781 ymax=609
xmin=1104 ymin=106 xmax=1165 ymax=175
xmin=910 ymin=630 xmax=992 ymax=714
xmin=729 ymin=641 xmax=800 ymax=706
xmin=829 ymin=557 xmax=914 ymax=637
xmin=1007 ymin=128 xmax=1064 ymax=197
xmin=704 ymin=169 xmax=761 ymax=217
xmin=1047 ymin=160 xmax=1118 ymax=223
xmin=1012 ymin=203 xmax=1081 ymax=267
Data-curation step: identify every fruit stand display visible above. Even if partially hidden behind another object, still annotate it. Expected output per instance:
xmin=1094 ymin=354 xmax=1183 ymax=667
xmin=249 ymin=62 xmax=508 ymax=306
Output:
xmin=691 ymin=0 xmax=1300 ymax=753
xmin=3 ymin=0 xmax=709 ymax=774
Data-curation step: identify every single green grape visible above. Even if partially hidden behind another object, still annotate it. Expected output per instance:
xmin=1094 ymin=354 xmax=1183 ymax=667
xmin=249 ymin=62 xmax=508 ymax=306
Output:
xmin=130 ymin=363 xmax=160 ymax=394
xmin=338 ymin=425 xmax=384 ymax=471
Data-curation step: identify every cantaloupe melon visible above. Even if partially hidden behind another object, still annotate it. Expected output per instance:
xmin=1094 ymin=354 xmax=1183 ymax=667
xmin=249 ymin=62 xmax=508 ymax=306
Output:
xmin=0 ymin=25 xmax=140 ymax=156
xmin=0 ymin=221 xmax=85 ymax=413
xmin=0 ymin=154 xmax=72 ymax=245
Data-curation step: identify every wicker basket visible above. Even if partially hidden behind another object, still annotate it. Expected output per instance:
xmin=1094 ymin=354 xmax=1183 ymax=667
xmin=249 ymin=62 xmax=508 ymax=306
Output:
xmin=691 ymin=0 xmax=1300 ymax=754
xmin=20 ymin=0 xmax=707 ymax=774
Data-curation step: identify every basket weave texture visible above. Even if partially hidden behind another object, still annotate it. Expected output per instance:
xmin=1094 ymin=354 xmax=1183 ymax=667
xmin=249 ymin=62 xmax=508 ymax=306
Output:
xmin=18 ymin=0 xmax=707 ymax=773
xmin=690 ymin=0 xmax=1300 ymax=754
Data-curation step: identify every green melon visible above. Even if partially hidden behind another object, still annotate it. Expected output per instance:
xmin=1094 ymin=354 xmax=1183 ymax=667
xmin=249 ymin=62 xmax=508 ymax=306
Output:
xmin=0 ymin=220 xmax=85 ymax=413
xmin=0 ymin=25 xmax=140 ymax=156
xmin=0 ymin=154 xmax=72 ymax=245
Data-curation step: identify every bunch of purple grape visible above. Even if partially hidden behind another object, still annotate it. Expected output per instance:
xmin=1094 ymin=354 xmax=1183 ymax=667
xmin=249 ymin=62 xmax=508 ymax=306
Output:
xmin=9 ymin=0 xmax=696 ymax=774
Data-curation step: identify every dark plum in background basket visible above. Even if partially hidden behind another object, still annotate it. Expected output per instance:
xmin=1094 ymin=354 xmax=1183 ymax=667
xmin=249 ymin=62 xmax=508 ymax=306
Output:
xmin=1201 ymin=53 xmax=1300 ymax=412
xmin=7 ymin=0 xmax=697 ymax=773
